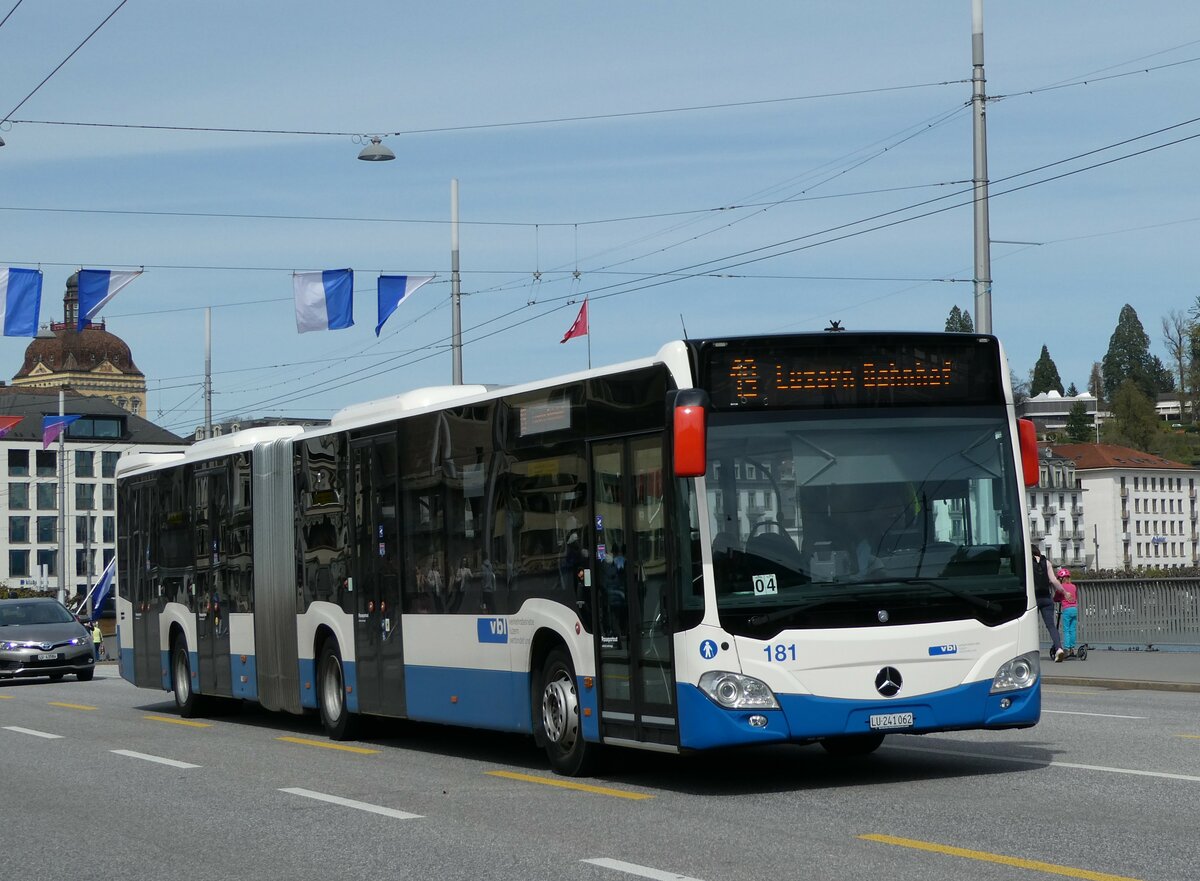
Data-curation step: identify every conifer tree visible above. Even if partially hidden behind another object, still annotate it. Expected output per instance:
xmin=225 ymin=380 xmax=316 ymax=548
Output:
xmin=1031 ymin=345 xmax=1065 ymax=396
xmin=944 ymin=306 xmax=974 ymax=332
xmin=1102 ymin=304 xmax=1156 ymax=401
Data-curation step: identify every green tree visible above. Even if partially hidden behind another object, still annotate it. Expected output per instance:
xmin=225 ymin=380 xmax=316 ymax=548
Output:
xmin=1150 ymin=355 xmax=1175 ymax=393
xmin=1066 ymin=382 xmax=1078 ymax=396
xmin=1105 ymin=379 xmax=1159 ymax=452
xmin=945 ymin=306 xmax=974 ymax=332
xmin=1030 ymin=345 xmax=1065 ymax=396
xmin=1102 ymin=304 xmax=1156 ymax=400
xmin=1087 ymin=361 xmax=1105 ymax=407
xmin=1065 ymin=401 xmax=1093 ymax=442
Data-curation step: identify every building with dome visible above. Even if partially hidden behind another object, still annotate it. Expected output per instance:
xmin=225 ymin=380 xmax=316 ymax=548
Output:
xmin=9 ymin=272 xmax=147 ymax=416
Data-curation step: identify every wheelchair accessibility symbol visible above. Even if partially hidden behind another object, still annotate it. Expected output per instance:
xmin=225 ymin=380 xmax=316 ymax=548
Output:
xmin=699 ymin=639 xmax=719 ymax=659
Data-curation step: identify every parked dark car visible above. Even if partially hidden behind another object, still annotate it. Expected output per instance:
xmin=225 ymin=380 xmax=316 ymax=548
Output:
xmin=0 ymin=597 xmax=96 ymax=682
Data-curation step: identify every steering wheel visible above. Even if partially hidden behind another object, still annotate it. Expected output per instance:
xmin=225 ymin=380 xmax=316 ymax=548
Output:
xmin=750 ymin=518 xmax=784 ymax=537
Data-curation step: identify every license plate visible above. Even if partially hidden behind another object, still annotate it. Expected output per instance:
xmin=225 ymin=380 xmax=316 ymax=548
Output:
xmin=869 ymin=712 xmax=914 ymax=730
xmin=37 ymin=653 xmax=59 ymax=661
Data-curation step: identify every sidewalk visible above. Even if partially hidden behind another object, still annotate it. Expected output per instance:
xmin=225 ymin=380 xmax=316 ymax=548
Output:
xmin=1041 ymin=648 xmax=1200 ymax=693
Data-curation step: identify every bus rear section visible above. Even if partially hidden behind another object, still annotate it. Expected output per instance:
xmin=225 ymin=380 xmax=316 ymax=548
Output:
xmin=670 ymin=333 xmax=1042 ymax=754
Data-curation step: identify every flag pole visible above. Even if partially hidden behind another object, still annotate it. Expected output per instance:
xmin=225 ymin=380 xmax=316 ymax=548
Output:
xmin=57 ymin=386 xmax=66 ymax=604
xmin=587 ymin=300 xmax=592 ymax=370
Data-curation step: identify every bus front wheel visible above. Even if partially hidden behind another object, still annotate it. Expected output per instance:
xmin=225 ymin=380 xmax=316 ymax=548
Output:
xmin=317 ymin=643 xmax=358 ymax=741
xmin=538 ymin=648 xmax=599 ymax=777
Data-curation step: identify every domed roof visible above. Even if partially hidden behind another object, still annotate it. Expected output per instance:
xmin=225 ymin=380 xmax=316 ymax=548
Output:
xmin=12 ymin=272 xmax=143 ymax=380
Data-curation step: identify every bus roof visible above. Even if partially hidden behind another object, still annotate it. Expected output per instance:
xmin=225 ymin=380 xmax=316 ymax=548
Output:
xmin=115 ymin=425 xmax=303 ymax=479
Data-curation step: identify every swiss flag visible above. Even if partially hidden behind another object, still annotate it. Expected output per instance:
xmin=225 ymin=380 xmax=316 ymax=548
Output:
xmin=560 ymin=299 xmax=588 ymax=343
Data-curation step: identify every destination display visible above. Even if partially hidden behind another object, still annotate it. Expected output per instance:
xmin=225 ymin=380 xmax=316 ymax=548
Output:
xmin=700 ymin=335 xmax=1003 ymax=409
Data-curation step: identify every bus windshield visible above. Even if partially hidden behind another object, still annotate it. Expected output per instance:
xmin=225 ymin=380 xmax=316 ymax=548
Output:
xmin=706 ymin=407 xmax=1027 ymax=638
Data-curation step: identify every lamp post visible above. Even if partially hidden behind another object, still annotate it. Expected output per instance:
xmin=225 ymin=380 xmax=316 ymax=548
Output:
xmin=358 ymin=139 xmax=463 ymax=384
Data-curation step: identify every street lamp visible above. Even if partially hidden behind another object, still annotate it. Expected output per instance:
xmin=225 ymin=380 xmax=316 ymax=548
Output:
xmin=358 ymin=139 xmax=463 ymax=384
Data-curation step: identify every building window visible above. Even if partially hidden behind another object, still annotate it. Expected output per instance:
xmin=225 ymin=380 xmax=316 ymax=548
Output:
xmin=74 ymin=450 xmax=95 ymax=478
xmin=75 ymin=482 xmax=96 ymax=510
xmin=7 ymin=449 xmax=29 ymax=476
xmin=103 ymin=516 xmax=114 ymax=543
xmin=35 ymin=450 xmax=57 ymax=477
xmin=75 ymin=549 xmax=94 ymax=578
xmin=8 ymin=482 xmax=28 ymax=510
xmin=9 ymin=549 xmax=29 ymax=577
xmin=8 ymin=516 xmax=29 ymax=543
xmin=102 ymin=483 xmax=115 ymax=510
xmin=101 ymin=451 xmax=119 ymax=478
xmin=75 ymin=515 xmax=93 ymax=543
xmin=36 ymin=482 xmax=56 ymax=509
xmin=36 ymin=515 xmax=56 ymax=543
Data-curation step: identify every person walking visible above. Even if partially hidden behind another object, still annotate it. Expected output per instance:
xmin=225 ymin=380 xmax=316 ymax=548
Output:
xmin=1030 ymin=544 xmax=1066 ymax=662
xmin=1057 ymin=566 xmax=1079 ymax=657
xmin=91 ymin=620 xmax=104 ymax=661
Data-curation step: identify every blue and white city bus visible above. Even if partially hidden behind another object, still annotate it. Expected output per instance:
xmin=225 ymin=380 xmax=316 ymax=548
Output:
xmin=116 ymin=332 xmax=1043 ymax=775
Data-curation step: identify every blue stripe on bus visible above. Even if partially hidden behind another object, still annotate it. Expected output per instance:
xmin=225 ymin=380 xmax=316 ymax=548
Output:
xmin=403 ymin=665 xmax=531 ymax=733
xmin=676 ymin=679 xmax=1041 ymax=750
xmin=296 ymin=657 xmax=359 ymax=713
xmin=231 ymin=654 xmax=258 ymax=701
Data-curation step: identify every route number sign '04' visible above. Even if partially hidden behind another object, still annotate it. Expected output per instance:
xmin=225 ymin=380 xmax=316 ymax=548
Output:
xmin=752 ymin=574 xmax=778 ymax=596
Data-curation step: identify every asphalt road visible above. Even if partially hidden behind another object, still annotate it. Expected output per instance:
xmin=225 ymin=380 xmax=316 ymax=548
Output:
xmin=2 ymin=668 xmax=1197 ymax=881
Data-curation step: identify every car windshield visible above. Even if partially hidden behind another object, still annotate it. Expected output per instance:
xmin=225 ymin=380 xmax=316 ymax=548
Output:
xmin=705 ymin=408 xmax=1027 ymax=637
xmin=0 ymin=601 xmax=77 ymax=627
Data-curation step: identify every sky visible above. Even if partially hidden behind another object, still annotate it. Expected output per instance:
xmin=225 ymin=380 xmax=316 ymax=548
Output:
xmin=3 ymin=1 xmax=1200 ymax=436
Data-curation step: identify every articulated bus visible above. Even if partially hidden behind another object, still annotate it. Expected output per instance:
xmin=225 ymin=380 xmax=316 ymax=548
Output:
xmin=116 ymin=332 xmax=1043 ymax=775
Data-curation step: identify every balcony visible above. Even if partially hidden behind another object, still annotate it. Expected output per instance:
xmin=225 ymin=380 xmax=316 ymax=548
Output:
xmin=1041 ymin=505 xmax=1057 ymax=517
xmin=1192 ymin=488 xmax=1197 ymax=499
xmin=1120 ymin=486 xmax=1129 ymax=498
xmin=1071 ymin=506 xmax=1084 ymax=517
xmin=1028 ymin=527 xmax=1045 ymax=540
xmin=1121 ymin=532 xmax=1132 ymax=542
xmin=1070 ymin=530 xmax=1086 ymax=540
xmin=1121 ymin=508 xmax=1130 ymax=521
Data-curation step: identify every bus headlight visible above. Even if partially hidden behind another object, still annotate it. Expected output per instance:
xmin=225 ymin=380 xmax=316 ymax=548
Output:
xmin=990 ymin=651 xmax=1040 ymax=693
xmin=699 ymin=671 xmax=779 ymax=709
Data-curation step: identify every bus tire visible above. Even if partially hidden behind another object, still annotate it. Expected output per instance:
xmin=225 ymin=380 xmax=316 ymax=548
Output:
xmin=538 ymin=648 xmax=599 ymax=777
xmin=172 ymin=639 xmax=202 ymax=718
xmin=820 ymin=733 xmax=885 ymax=756
xmin=317 ymin=642 xmax=358 ymax=741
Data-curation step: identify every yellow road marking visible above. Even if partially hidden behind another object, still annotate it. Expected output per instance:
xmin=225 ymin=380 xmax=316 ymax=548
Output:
xmin=487 ymin=769 xmax=654 ymax=800
xmin=144 ymin=715 xmax=212 ymax=728
xmin=1175 ymin=734 xmax=1200 ymax=740
xmin=276 ymin=735 xmax=379 ymax=755
xmin=48 ymin=701 xmax=97 ymax=711
xmin=860 ymin=834 xmax=1143 ymax=881
xmin=0 ymin=694 xmax=14 ymax=699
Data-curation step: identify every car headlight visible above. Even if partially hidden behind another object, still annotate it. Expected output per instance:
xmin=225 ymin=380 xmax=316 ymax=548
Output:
xmin=990 ymin=651 xmax=1040 ymax=693
xmin=699 ymin=671 xmax=779 ymax=709
xmin=69 ymin=637 xmax=88 ymax=647
xmin=1 ymin=641 xmax=18 ymax=651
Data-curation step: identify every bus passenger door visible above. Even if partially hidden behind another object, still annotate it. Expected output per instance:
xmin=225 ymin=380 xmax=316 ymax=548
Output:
xmin=590 ymin=436 xmax=678 ymax=749
xmin=351 ymin=435 xmax=406 ymax=718
xmin=196 ymin=467 xmax=232 ymax=697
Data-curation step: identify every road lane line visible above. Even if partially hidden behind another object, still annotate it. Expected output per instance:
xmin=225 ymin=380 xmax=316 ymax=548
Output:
xmin=144 ymin=715 xmax=212 ymax=728
xmin=1043 ymin=710 xmax=1145 ymax=719
xmin=276 ymin=735 xmax=379 ymax=754
xmin=111 ymin=749 xmax=199 ymax=769
xmin=1175 ymin=734 xmax=1200 ymax=739
xmin=581 ymin=858 xmax=704 ymax=880
xmin=3 ymin=725 xmax=62 ymax=739
xmin=0 ymin=694 xmax=14 ymax=699
xmin=48 ymin=701 xmax=97 ymax=711
xmin=280 ymin=787 xmax=421 ymax=819
xmin=889 ymin=744 xmax=1200 ymax=782
xmin=487 ymin=769 xmax=654 ymax=800
xmin=860 ymin=833 xmax=1143 ymax=881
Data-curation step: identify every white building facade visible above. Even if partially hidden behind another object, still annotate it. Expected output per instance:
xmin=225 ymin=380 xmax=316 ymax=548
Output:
xmin=1052 ymin=444 xmax=1198 ymax=572
xmin=1027 ymin=447 xmax=1090 ymax=569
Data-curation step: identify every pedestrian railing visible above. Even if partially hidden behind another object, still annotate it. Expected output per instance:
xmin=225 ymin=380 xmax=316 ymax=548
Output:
xmin=1075 ymin=579 xmax=1200 ymax=649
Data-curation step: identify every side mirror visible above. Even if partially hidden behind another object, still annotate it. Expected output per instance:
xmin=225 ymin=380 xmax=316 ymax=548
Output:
xmin=673 ymin=389 xmax=709 ymax=478
xmin=1017 ymin=418 xmax=1039 ymax=487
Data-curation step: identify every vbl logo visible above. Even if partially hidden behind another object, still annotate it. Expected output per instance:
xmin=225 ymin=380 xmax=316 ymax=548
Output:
xmin=477 ymin=617 xmax=509 ymax=644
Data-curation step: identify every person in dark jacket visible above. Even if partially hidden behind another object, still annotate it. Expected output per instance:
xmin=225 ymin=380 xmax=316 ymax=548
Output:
xmin=1031 ymin=544 xmax=1066 ymax=662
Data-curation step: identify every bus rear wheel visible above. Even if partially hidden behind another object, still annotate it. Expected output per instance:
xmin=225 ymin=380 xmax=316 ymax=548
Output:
xmin=172 ymin=639 xmax=201 ymax=718
xmin=318 ymin=643 xmax=358 ymax=741
xmin=820 ymin=733 xmax=885 ymax=756
xmin=538 ymin=648 xmax=599 ymax=777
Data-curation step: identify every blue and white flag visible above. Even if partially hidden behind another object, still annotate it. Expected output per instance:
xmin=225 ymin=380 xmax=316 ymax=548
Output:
xmin=294 ymin=269 xmax=354 ymax=333
xmin=375 ymin=274 xmax=434 ymax=336
xmin=89 ymin=557 xmax=117 ymax=623
xmin=77 ymin=268 xmax=143 ymax=331
xmin=0 ymin=267 xmax=43 ymax=337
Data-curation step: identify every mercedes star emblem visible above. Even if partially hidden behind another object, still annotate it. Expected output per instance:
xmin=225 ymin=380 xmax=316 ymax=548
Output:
xmin=875 ymin=666 xmax=903 ymax=697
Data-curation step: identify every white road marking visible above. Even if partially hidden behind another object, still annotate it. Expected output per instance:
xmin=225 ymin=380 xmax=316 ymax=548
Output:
xmin=890 ymin=744 xmax=1200 ymax=783
xmin=111 ymin=749 xmax=200 ymax=769
xmin=280 ymin=787 xmax=422 ymax=819
xmin=3 ymin=725 xmax=62 ymax=739
xmin=1044 ymin=710 xmax=1146 ymax=719
xmin=581 ymin=858 xmax=706 ymax=880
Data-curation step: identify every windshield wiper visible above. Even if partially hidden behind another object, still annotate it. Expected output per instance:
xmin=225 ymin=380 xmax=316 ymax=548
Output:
xmin=893 ymin=578 xmax=1004 ymax=617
